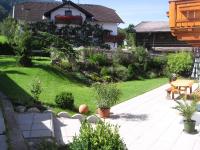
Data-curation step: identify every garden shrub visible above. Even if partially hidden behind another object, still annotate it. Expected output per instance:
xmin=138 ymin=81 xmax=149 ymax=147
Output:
xmin=74 ymin=72 xmax=91 ymax=85
xmin=36 ymin=140 xmax=58 ymax=150
xmin=148 ymin=56 xmax=167 ymax=76
xmin=81 ymin=60 xmax=99 ymax=72
xmin=100 ymin=67 xmax=110 ymax=76
xmin=60 ymin=61 xmax=72 ymax=71
xmin=30 ymin=78 xmax=42 ymax=102
xmin=70 ymin=121 xmax=127 ymax=150
xmin=113 ymin=49 xmax=133 ymax=66
xmin=147 ymin=71 xmax=157 ymax=79
xmin=88 ymin=53 xmax=109 ymax=66
xmin=89 ymin=72 xmax=101 ymax=82
xmin=55 ymin=92 xmax=74 ymax=109
xmin=114 ymin=65 xmax=129 ymax=81
xmin=127 ymin=64 xmax=136 ymax=79
xmin=132 ymin=47 xmax=149 ymax=75
xmin=167 ymin=52 xmax=193 ymax=76
xmin=102 ymin=75 xmax=113 ymax=83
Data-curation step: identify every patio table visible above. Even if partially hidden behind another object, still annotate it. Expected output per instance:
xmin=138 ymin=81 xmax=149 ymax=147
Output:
xmin=171 ymin=79 xmax=194 ymax=94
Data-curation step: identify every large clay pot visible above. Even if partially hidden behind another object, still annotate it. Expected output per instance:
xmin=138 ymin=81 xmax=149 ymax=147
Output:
xmin=79 ymin=104 xmax=89 ymax=114
xmin=98 ymin=108 xmax=110 ymax=118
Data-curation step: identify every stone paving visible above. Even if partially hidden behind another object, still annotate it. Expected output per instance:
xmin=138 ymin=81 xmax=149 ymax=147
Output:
xmin=0 ymin=109 xmax=7 ymax=150
xmin=54 ymin=117 xmax=81 ymax=145
xmin=16 ymin=112 xmax=54 ymax=139
xmin=0 ymin=92 xmax=27 ymax=150
xmin=106 ymin=83 xmax=200 ymax=150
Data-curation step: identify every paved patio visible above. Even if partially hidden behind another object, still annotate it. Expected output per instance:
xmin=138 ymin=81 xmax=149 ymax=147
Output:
xmin=16 ymin=112 xmax=54 ymax=139
xmin=106 ymin=83 xmax=200 ymax=150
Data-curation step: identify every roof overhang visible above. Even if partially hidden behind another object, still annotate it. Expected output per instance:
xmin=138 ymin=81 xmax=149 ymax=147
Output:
xmin=44 ymin=0 xmax=93 ymax=18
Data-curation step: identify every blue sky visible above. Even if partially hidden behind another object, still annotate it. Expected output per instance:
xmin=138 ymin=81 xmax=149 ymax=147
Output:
xmin=58 ymin=0 xmax=169 ymax=28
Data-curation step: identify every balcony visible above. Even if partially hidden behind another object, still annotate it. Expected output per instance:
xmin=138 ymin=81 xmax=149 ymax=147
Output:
xmin=169 ymin=0 xmax=200 ymax=46
xmin=103 ymin=35 xmax=125 ymax=43
xmin=55 ymin=15 xmax=83 ymax=25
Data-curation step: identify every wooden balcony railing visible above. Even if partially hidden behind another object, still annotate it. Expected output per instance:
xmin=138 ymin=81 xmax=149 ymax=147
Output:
xmin=55 ymin=15 xmax=83 ymax=25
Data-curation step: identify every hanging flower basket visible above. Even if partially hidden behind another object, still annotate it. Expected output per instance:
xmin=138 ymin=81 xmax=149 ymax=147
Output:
xmin=55 ymin=15 xmax=83 ymax=25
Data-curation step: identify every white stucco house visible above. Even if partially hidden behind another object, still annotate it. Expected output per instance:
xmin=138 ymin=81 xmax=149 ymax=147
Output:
xmin=13 ymin=0 xmax=124 ymax=49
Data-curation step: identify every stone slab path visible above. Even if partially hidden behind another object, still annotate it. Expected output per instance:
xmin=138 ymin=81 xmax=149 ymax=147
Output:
xmin=0 ymin=109 xmax=7 ymax=150
xmin=0 ymin=109 xmax=5 ymax=135
xmin=16 ymin=112 xmax=54 ymax=139
xmin=106 ymin=83 xmax=200 ymax=150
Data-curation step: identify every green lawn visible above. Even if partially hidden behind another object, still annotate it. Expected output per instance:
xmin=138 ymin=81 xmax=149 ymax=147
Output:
xmin=0 ymin=56 xmax=168 ymax=114
xmin=0 ymin=35 xmax=8 ymax=44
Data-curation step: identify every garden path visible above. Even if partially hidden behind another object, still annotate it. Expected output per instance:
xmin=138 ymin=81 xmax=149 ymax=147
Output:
xmin=0 ymin=108 xmax=7 ymax=150
xmin=106 ymin=83 xmax=200 ymax=150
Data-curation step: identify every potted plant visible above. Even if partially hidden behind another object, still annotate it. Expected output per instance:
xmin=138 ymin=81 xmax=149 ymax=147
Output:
xmin=173 ymin=100 xmax=197 ymax=133
xmin=94 ymin=83 xmax=121 ymax=118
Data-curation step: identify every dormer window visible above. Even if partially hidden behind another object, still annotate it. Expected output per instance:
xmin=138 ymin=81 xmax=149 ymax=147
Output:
xmin=65 ymin=10 xmax=72 ymax=16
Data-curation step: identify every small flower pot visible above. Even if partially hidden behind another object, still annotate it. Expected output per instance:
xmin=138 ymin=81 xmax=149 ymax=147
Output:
xmin=183 ymin=120 xmax=197 ymax=133
xmin=98 ymin=108 xmax=110 ymax=118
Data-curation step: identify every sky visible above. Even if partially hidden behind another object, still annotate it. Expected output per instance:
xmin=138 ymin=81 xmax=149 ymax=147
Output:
xmin=58 ymin=0 xmax=169 ymax=28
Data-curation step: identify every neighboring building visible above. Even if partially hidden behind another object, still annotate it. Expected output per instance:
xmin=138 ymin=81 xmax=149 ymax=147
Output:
xmin=134 ymin=21 xmax=192 ymax=52
xmin=13 ymin=0 xmax=124 ymax=49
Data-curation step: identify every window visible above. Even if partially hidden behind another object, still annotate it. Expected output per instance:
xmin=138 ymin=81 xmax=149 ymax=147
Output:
xmin=65 ymin=10 xmax=72 ymax=16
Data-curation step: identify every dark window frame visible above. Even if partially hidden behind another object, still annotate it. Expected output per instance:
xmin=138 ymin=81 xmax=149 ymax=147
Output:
xmin=65 ymin=10 xmax=72 ymax=16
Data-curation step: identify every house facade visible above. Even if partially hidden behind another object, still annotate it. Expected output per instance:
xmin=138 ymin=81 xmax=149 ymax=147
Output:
xmin=134 ymin=21 xmax=192 ymax=52
xmin=13 ymin=1 xmax=124 ymax=49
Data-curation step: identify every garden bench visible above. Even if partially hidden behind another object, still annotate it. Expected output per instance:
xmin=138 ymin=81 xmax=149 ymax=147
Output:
xmin=166 ymin=86 xmax=180 ymax=99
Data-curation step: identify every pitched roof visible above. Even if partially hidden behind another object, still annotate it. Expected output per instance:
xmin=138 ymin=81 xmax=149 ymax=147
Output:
xmin=134 ymin=21 xmax=170 ymax=33
xmin=14 ymin=2 xmax=60 ymax=22
xmin=14 ymin=1 xmax=124 ymax=23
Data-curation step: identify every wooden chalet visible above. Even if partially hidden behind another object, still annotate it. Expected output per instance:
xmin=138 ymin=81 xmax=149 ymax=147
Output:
xmin=134 ymin=21 xmax=192 ymax=51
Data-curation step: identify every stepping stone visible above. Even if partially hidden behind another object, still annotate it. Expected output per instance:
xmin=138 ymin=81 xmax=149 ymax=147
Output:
xmin=15 ymin=106 xmax=26 ymax=113
xmin=87 ymin=115 xmax=101 ymax=124
xmin=0 ymin=135 xmax=7 ymax=150
xmin=57 ymin=112 xmax=71 ymax=118
xmin=0 ymin=109 xmax=5 ymax=135
xmin=27 ymin=107 xmax=40 ymax=113
xmin=72 ymin=114 xmax=85 ymax=122
xmin=44 ymin=109 xmax=53 ymax=113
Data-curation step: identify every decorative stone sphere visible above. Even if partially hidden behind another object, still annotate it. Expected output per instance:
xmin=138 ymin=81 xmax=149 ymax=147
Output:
xmin=79 ymin=104 xmax=89 ymax=114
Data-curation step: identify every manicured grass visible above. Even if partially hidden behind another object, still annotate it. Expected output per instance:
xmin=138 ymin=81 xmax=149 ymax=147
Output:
xmin=0 ymin=56 xmax=167 ymax=114
xmin=0 ymin=36 xmax=8 ymax=44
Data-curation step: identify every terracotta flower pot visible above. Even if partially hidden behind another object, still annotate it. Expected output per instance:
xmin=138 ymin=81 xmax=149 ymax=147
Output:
xmin=98 ymin=108 xmax=110 ymax=118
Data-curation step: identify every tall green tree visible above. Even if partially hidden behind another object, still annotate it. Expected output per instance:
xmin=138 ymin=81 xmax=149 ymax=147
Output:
xmin=14 ymin=23 xmax=33 ymax=66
